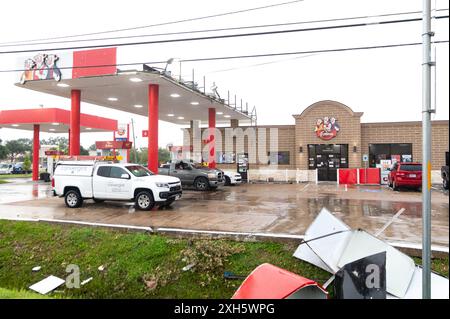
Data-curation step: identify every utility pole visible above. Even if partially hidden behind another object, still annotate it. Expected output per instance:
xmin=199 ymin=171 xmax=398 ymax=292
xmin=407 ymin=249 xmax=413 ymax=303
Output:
xmin=421 ymin=0 xmax=434 ymax=299
xmin=131 ymin=118 xmax=138 ymax=163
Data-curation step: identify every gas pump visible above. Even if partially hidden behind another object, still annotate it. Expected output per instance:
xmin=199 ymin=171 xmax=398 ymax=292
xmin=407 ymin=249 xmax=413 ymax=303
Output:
xmin=45 ymin=150 xmax=65 ymax=178
xmin=237 ymin=153 xmax=249 ymax=182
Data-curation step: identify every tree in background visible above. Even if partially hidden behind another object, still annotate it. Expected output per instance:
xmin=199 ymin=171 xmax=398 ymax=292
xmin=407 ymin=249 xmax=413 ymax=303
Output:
xmin=5 ymin=139 xmax=29 ymax=161
xmin=0 ymin=139 xmax=8 ymax=160
xmin=23 ymin=154 xmax=31 ymax=171
xmin=134 ymin=147 xmax=170 ymax=165
xmin=80 ymin=146 xmax=89 ymax=156
xmin=41 ymin=137 xmax=68 ymax=153
xmin=159 ymin=148 xmax=171 ymax=164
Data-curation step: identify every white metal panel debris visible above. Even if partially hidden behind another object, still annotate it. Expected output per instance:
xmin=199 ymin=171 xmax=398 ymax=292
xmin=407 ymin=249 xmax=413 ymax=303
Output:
xmin=293 ymin=208 xmax=352 ymax=273
xmin=29 ymin=275 xmax=65 ymax=295
xmin=293 ymin=208 xmax=449 ymax=299
xmin=337 ymin=230 xmax=415 ymax=298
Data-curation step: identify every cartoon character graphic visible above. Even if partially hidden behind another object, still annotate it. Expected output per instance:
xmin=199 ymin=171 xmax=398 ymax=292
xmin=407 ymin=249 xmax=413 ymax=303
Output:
xmin=330 ymin=117 xmax=340 ymax=132
xmin=315 ymin=118 xmax=324 ymax=133
xmin=44 ymin=54 xmax=61 ymax=81
xmin=19 ymin=53 xmax=62 ymax=83
xmin=19 ymin=59 xmax=36 ymax=84
xmin=33 ymin=54 xmax=48 ymax=80
xmin=315 ymin=117 xmax=340 ymax=140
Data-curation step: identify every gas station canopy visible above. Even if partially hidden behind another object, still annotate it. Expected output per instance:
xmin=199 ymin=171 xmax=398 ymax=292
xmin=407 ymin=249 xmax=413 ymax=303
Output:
xmin=12 ymin=47 xmax=256 ymax=172
xmin=0 ymin=108 xmax=117 ymax=133
xmin=15 ymin=70 xmax=254 ymax=125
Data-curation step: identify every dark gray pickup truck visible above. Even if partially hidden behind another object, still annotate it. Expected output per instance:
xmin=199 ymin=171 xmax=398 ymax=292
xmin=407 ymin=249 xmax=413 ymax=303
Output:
xmin=158 ymin=160 xmax=224 ymax=191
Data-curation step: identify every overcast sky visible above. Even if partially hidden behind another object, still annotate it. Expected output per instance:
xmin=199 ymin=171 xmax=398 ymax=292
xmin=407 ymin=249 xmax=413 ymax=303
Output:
xmin=0 ymin=0 xmax=448 ymax=149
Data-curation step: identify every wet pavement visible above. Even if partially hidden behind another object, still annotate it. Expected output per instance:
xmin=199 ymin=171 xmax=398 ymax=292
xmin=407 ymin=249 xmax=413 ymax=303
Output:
xmin=0 ymin=179 xmax=448 ymax=246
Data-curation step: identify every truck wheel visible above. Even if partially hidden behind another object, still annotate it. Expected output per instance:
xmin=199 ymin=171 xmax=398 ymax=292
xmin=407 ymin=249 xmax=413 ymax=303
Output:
xmin=444 ymin=178 xmax=449 ymax=190
xmin=135 ymin=191 xmax=155 ymax=211
xmin=194 ymin=177 xmax=209 ymax=191
xmin=224 ymin=176 xmax=231 ymax=186
xmin=65 ymin=190 xmax=83 ymax=208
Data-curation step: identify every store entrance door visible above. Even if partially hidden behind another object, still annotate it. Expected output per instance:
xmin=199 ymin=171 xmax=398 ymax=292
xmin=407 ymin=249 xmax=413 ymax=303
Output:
xmin=316 ymin=154 xmax=340 ymax=181
xmin=308 ymin=144 xmax=348 ymax=181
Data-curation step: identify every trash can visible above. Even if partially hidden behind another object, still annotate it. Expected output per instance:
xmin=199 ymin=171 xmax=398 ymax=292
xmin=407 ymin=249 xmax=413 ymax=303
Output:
xmin=40 ymin=172 xmax=51 ymax=182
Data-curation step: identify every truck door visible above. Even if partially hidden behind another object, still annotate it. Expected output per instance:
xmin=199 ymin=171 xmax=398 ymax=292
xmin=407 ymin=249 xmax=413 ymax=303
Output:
xmin=106 ymin=167 xmax=133 ymax=200
xmin=94 ymin=166 xmax=111 ymax=198
xmin=170 ymin=161 xmax=190 ymax=184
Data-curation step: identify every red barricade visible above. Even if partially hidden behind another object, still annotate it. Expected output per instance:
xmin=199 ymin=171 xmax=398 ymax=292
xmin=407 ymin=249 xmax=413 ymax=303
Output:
xmin=338 ymin=169 xmax=358 ymax=184
xmin=358 ymin=168 xmax=381 ymax=184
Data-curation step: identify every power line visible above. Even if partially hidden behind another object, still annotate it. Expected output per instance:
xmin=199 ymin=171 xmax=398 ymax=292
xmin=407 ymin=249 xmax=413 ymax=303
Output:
xmin=1 ymin=9 xmax=448 ymax=48
xmin=1 ymin=40 xmax=447 ymax=74
xmin=0 ymin=0 xmax=305 ymax=45
xmin=1 ymin=15 xmax=448 ymax=55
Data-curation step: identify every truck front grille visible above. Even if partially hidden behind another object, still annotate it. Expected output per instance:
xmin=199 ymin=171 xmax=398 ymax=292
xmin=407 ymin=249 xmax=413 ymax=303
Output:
xmin=170 ymin=185 xmax=182 ymax=192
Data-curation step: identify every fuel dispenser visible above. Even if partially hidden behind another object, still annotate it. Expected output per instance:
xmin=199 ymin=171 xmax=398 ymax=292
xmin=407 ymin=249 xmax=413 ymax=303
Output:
xmin=237 ymin=153 xmax=249 ymax=182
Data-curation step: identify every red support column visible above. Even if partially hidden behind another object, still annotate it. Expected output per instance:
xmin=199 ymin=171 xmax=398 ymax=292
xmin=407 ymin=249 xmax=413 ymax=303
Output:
xmin=208 ymin=108 xmax=216 ymax=168
xmin=148 ymin=84 xmax=159 ymax=173
xmin=32 ymin=124 xmax=40 ymax=181
xmin=69 ymin=89 xmax=81 ymax=156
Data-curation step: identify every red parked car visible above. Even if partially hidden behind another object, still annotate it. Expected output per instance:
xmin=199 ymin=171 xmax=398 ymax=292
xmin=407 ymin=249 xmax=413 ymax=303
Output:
xmin=388 ymin=162 xmax=422 ymax=191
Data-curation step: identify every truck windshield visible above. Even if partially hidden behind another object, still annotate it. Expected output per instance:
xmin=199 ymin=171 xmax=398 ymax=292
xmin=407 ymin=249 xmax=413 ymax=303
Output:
xmin=126 ymin=165 xmax=154 ymax=177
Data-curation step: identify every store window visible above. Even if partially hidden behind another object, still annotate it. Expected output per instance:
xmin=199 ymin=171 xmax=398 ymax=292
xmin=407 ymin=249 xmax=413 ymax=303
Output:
xmin=267 ymin=151 xmax=290 ymax=165
xmin=216 ymin=152 xmax=236 ymax=164
xmin=368 ymin=143 xmax=412 ymax=167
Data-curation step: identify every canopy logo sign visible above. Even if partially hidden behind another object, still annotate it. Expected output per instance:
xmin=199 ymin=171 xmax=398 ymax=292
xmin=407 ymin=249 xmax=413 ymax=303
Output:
xmin=20 ymin=53 xmax=62 ymax=84
xmin=315 ymin=117 xmax=340 ymax=140
xmin=114 ymin=123 xmax=128 ymax=141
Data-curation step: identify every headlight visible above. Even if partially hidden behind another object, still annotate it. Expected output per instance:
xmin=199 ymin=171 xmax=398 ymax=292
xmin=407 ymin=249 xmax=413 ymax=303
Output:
xmin=156 ymin=182 xmax=169 ymax=188
xmin=207 ymin=173 xmax=216 ymax=179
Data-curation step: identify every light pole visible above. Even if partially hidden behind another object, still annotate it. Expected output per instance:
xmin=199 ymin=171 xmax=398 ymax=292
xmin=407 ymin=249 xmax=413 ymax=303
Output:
xmin=421 ymin=0 xmax=434 ymax=299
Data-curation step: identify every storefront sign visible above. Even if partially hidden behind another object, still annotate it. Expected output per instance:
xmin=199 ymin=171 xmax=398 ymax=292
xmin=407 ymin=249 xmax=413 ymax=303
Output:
xmin=315 ymin=117 xmax=340 ymax=140
xmin=20 ymin=53 xmax=61 ymax=84
xmin=96 ymin=141 xmax=132 ymax=149
xmin=44 ymin=150 xmax=65 ymax=156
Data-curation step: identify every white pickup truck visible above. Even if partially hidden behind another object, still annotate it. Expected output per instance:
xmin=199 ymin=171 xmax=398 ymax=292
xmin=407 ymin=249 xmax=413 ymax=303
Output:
xmin=53 ymin=161 xmax=182 ymax=210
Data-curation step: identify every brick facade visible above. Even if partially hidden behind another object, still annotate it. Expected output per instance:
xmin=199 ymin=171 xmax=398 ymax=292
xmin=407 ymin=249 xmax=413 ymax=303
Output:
xmin=361 ymin=121 xmax=449 ymax=170
xmin=182 ymin=100 xmax=449 ymax=171
xmin=293 ymin=100 xmax=363 ymax=169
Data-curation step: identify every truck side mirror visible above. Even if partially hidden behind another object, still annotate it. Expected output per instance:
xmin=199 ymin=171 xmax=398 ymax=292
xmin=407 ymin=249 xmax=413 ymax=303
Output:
xmin=121 ymin=173 xmax=130 ymax=179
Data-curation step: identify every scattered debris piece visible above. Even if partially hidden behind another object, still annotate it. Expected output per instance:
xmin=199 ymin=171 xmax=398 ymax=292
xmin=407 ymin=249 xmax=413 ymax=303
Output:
xmin=29 ymin=275 xmax=65 ymax=295
xmin=224 ymin=271 xmax=246 ymax=280
xmin=182 ymin=263 xmax=195 ymax=272
xmin=98 ymin=265 xmax=105 ymax=271
xmin=32 ymin=266 xmax=41 ymax=272
xmin=232 ymin=263 xmax=328 ymax=299
xmin=81 ymin=277 xmax=93 ymax=286
xmin=293 ymin=208 xmax=449 ymax=299
xmin=334 ymin=252 xmax=386 ymax=299
xmin=144 ymin=279 xmax=158 ymax=291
